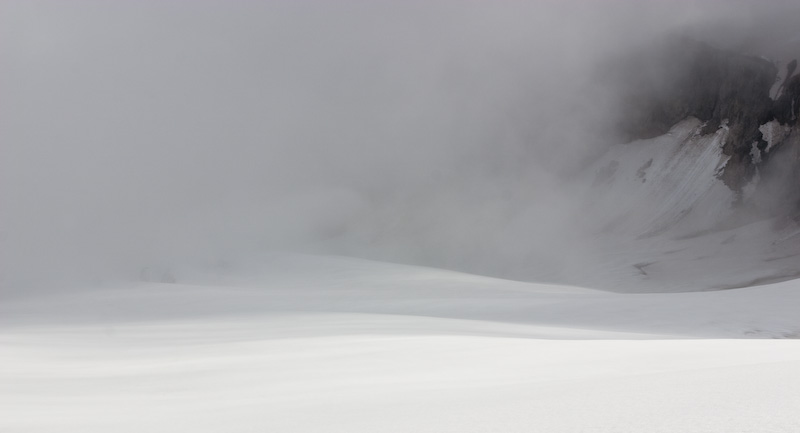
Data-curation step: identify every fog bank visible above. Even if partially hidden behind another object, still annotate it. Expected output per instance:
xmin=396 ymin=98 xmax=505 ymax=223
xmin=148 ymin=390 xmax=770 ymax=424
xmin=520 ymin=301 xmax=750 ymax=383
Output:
xmin=2 ymin=1 xmax=798 ymax=291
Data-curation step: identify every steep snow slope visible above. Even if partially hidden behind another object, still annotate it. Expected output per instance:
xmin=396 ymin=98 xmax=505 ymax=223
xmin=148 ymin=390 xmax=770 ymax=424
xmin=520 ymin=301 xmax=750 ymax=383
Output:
xmin=555 ymin=118 xmax=800 ymax=292
xmin=2 ymin=254 xmax=800 ymax=433
xmin=585 ymin=118 xmax=734 ymax=238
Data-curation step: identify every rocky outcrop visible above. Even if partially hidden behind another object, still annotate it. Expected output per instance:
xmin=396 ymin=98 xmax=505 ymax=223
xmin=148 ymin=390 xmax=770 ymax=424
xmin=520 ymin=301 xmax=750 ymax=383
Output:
xmin=608 ymin=37 xmax=800 ymax=194
xmin=774 ymin=73 xmax=800 ymax=124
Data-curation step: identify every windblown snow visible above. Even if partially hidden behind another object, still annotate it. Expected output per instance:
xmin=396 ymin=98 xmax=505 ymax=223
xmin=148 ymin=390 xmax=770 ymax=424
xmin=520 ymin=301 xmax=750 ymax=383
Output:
xmin=2 ymin=254 xmax=800 ymax=433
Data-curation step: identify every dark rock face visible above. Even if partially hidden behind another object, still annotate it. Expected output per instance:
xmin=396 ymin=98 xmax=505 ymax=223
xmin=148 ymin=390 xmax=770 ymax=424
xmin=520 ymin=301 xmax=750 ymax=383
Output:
xmin=774 ymin=74 xmax=800 ymax=125
xmin=609 ymin=37 xmax=800 ymax=193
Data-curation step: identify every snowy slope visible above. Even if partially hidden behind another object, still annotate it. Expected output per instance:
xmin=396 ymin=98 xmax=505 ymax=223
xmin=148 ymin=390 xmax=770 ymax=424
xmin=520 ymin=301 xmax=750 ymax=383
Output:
xmin=308 ymin=117 xmax=800 ymax=294
xmin=585 ymin=118 xmax=734 ymax=238
xmin=551 ymin=118 xmax=800 ymax=292
xmin=2 ymin=254 xmax=799 ymax=433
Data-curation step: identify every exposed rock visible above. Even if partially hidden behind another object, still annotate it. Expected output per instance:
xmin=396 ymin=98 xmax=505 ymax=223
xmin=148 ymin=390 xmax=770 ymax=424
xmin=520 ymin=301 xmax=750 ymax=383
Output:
xmin=606 ymin=37 xmax=800 ymax=193
xmin=773 ymin=74 xmax=800 ymax=124
xmin=775 ymin=59 xmax=798 ymax=98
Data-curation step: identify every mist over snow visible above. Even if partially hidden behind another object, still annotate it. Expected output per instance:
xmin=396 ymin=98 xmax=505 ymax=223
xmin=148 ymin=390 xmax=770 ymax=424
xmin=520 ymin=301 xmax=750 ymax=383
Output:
xmin=6 ymin=3 xmax=800 ymax=433
xmin=2 ymin=0 xmax=800 ymax=292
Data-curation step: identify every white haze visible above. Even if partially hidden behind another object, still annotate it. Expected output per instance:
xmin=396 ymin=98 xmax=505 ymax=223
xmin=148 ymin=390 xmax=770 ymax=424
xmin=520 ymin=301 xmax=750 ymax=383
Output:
xmin=1 ymin=0 xmax=798 ymax=292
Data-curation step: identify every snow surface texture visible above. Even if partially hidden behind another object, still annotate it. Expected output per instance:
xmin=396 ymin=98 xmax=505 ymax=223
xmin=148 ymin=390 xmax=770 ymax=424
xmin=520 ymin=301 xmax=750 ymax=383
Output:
xmin=3 ymin=254 xmax=800 ymax=433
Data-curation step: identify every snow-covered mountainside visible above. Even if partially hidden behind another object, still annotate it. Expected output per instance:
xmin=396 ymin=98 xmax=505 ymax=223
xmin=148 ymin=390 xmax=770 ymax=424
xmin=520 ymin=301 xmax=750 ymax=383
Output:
xmin=536 ymin=39 xmax=800 ymax=292
xmin=559 ymin=119 xmax=800 ymax=292
xmin=3 ymin=254 xmax=800 ymax=433
xmin=273 ymin=38 xmax=800 ymax=294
